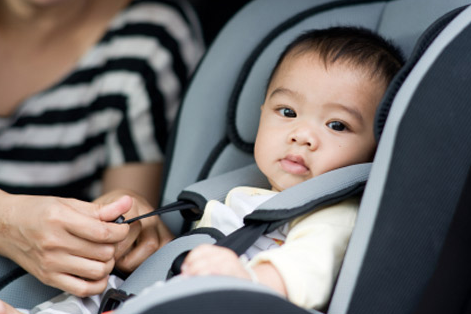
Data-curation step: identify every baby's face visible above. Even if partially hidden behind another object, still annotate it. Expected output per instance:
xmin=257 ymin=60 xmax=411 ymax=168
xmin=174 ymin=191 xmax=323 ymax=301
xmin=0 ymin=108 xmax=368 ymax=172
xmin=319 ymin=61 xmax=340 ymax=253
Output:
xmin=254 ymin=53 xmax=386 ymax=192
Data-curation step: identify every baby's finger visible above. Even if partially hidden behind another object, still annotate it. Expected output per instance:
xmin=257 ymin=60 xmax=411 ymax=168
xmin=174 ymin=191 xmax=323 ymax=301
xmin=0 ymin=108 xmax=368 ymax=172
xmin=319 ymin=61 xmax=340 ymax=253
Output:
xmin=184 ymin=244 xmax=217 ymax=261
xmin=181 ymin=258 xmax=214 ymax=276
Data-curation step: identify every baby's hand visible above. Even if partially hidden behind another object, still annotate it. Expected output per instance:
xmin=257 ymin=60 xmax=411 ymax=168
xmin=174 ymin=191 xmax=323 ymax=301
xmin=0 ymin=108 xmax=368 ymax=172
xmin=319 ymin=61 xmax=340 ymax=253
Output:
xmin=181 ymin=244 xmax=251 ymax=281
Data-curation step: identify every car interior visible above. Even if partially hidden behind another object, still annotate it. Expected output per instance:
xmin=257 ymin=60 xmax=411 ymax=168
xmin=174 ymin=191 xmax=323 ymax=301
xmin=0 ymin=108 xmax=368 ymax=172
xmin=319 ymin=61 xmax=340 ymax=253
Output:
xmin=1 ymin=0 xmax=471 ymax=313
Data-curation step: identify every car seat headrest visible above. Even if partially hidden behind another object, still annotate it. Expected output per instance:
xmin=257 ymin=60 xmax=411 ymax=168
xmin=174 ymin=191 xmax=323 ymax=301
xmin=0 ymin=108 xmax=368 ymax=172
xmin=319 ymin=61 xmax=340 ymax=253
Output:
xmin=161 ymin=0 xmax=471 ymax=235
xmin=226 ymin=2 xmax=465 ymax=155
xmin=374 ymin=5 xmax=466 ymax=141
xmin=227 ymin=2 xmax=417 ymax=156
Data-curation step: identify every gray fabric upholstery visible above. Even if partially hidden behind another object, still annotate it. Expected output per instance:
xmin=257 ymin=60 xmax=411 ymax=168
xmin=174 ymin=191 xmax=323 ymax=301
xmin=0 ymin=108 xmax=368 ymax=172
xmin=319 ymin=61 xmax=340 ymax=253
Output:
xmin=120 ymin=234 xmax=216 ymax=295
xmin=129 ymin=1 xmax=471 ymax=313
xmin=0 ymin=270 xmax=61 ymax=309
xmin=331 ymin=5 xmax=471 ymax=313
xmin=157 ymin=0 xmax=471 ymax=313
xmin=118 ymin=276 xmax=288 ymax=314
xmin=179 ymin=163 xmax=269 ymax=207
xmin=250 ymin=163 xmax=370 ymax=214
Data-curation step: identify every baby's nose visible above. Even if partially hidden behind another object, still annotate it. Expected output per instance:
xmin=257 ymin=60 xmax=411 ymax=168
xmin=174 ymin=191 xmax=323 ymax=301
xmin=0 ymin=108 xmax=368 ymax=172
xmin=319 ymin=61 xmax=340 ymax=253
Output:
xmin=290 ymin=126 xmax=318 ymax=149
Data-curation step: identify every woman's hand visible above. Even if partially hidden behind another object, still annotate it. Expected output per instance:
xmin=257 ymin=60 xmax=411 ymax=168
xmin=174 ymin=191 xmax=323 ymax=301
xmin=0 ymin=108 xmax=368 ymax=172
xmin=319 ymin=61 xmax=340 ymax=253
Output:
xmin=94 ymin=190 xmax=174 ymax=274
xmin=0 ymin=191 xmax=131 ymax=297
xmin=99 ymin=162 xmax=175 ymax=273
xmin=0 ymin=299 xmax=22 ymax=314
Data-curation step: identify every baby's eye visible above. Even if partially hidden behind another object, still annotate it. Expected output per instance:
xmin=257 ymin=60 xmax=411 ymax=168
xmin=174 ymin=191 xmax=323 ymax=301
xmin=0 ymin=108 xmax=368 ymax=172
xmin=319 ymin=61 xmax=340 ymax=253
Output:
xmin=327 ymin=121 xmax=347 ymax=131
xmin=278 ymin=108 xmax=296 ymax=118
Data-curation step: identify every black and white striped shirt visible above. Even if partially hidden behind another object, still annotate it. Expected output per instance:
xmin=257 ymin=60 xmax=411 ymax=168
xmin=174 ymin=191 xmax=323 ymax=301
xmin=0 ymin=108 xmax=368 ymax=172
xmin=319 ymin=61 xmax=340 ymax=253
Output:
xmin=0 ymin=0 xmax=204 ymax=201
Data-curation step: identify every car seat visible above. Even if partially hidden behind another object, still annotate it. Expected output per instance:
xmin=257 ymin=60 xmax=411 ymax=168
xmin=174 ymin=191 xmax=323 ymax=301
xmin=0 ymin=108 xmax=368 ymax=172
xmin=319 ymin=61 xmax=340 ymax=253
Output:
xmin=2 ymin=0 xmax=471 ymax=313
xmin=111 ymin=0 xmax=471 ymax=313
xmin=119 ymin=0 xmax=471 ymax=313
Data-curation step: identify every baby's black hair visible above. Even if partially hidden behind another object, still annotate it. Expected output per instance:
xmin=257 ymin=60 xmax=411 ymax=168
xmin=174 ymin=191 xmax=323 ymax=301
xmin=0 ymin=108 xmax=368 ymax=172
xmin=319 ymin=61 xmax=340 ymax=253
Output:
xmin=266 ymin=26 xmax=405 ymax=93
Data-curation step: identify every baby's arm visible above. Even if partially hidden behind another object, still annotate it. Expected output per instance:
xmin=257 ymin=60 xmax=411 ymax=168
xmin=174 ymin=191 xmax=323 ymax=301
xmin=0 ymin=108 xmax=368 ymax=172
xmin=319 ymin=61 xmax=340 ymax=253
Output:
xmin=182 ymin=198 xmax=359 ymax=309
xmin=248 ymin=199 xmax=359 ymax=309
xmin=181 ymin=244 xmax=287 ymax=296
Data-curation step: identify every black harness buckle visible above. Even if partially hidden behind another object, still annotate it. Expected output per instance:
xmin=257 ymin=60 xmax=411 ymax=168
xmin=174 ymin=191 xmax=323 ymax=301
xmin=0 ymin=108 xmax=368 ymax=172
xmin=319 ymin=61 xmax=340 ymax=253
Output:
xmin=98 ymin=288 xmax=134 ymax=314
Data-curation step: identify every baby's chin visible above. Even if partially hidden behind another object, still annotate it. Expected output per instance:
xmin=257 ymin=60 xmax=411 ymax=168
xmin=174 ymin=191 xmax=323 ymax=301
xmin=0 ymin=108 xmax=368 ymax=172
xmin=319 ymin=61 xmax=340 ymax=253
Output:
xmin=269 ymin=178 xmax=306 ymax=192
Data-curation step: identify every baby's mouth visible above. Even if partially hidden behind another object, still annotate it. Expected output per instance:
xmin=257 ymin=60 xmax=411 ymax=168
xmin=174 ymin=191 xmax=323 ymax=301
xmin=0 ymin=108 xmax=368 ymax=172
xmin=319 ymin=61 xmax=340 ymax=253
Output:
xmin=280 ymin=155 xmax=309 ymax=175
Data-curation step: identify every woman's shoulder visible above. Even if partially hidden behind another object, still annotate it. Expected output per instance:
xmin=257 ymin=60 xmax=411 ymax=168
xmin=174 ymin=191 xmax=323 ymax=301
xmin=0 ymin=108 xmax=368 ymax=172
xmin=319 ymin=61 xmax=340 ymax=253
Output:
xmin=86 ymin=0 xmax=203 ymax=72
xmin=109 ymin=0 xmax=202 ymax=37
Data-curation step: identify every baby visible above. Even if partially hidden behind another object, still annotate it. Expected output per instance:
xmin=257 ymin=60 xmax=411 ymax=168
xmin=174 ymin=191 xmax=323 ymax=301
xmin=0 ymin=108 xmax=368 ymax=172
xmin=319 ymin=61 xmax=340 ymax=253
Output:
xmin=182 ymin=26 xmax=404 ymax=309
xmin=0 ymin=26 xmax=404 ymax=314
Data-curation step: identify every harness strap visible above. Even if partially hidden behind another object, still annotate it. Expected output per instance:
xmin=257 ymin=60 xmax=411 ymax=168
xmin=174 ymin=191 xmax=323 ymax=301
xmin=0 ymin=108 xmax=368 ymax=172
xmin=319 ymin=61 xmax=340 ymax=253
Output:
xmin=101 ymin=163 xmax=371 ymax=313
xmin=168 ymin=222 xmax=270 ymax=278
xmin=169 ymin=163 xmax=372 ymax=276
xmin=114 ymin=164 xmax=269 ymax=224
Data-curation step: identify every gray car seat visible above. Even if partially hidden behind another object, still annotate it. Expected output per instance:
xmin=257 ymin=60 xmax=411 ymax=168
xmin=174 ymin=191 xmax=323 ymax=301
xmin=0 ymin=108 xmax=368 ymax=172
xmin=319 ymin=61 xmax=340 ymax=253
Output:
xmin=120 ymin=0 xmax=471 ymax=313
xmin=2 ymin=0 xmax=471 ymax=313
xmin=159 ymin=0 xmax=471 ymax=235
xmin=115 ymin=0 xmax=471 ymax=313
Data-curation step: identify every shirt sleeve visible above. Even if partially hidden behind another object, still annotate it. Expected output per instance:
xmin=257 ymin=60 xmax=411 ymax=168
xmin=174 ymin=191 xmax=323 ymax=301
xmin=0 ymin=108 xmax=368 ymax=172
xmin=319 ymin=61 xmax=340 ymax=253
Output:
xmin=103 ymin=1 xmax=205 ymax=167
xmin=248 ymin=197 xmax=360 ymax=309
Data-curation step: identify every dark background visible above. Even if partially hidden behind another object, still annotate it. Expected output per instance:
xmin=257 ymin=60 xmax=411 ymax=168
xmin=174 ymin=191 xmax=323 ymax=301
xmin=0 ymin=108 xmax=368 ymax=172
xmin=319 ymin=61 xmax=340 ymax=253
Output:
xmin=188 ymin=0 xmax=253 ymax=45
